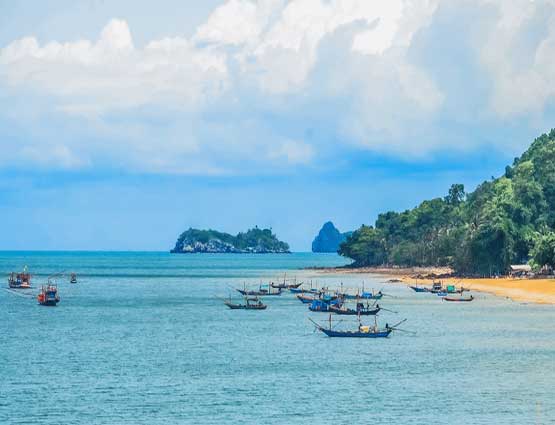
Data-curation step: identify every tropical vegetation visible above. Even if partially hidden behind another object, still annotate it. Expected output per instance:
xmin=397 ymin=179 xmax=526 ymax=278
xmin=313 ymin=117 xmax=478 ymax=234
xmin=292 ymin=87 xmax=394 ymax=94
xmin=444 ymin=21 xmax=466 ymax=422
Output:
xmin=339 ymin=129 xmax=555 ymax=275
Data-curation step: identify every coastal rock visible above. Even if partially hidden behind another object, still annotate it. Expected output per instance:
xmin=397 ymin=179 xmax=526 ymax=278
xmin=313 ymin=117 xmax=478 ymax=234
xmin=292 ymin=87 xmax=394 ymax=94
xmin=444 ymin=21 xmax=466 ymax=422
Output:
xmin=312 ymin=221 xmax=351 ymax=253
xmin=171 ymin=227 xmax=290 ymax=254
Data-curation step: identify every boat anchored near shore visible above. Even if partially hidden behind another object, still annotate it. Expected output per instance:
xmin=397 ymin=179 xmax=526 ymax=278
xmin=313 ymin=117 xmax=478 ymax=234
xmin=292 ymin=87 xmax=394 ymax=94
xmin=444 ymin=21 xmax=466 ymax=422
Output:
xmin=310 ymin=316 xmax=409 ymax=338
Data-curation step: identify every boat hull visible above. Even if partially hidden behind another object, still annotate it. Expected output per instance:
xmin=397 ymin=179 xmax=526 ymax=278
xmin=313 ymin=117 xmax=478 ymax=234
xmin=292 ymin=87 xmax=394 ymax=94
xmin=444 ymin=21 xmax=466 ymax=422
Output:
xmin=443 ymin=295 xmax=474 ymax=302
xmin=224 ymin=302 xmax=267 ymax=310
xmin=329 ymin=306 xmax=380 ymax=315
xmin=320 ymin=328 xmax=391 ymax=338
xmin=38 ymin=299 xmax=59 ymax=306
xmin=297 ymin=295 xmax=315 ymax=304
xmin=344 ymin=294 xmax=383 ymax=300
xmin=410 ymin=286 xmax=429 ymax=293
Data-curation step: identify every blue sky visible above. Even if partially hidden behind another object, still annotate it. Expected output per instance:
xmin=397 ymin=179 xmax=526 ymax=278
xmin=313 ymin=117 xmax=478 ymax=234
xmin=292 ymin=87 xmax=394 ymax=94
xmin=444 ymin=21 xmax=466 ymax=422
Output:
xmin=1 ymin=0 xmax=555 ymax=251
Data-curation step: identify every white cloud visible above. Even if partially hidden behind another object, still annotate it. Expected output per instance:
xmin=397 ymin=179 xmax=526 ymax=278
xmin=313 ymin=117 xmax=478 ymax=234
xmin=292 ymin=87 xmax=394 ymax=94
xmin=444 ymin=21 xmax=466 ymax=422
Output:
xmin=269 ymin=139 xmax=315 ymax=164
xmin=2 ymin=1 xmax=555 ymax=174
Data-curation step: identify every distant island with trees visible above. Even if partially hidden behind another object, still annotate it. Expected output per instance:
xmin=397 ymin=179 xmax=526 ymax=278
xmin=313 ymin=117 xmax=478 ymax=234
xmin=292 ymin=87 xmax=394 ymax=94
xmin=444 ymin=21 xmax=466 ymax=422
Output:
xmin=339 ymin=129 xmax=555 ymax=276
xmin=171 ymin=227 xmax=290 ymax=254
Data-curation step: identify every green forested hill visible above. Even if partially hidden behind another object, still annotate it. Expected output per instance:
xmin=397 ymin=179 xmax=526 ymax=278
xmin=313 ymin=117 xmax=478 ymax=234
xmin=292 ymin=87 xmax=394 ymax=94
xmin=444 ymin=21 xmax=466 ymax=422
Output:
xmin=339 ymin=129 xmax=555 ymax=275
xmin=171 ymin=227 xmax=290 ymax=253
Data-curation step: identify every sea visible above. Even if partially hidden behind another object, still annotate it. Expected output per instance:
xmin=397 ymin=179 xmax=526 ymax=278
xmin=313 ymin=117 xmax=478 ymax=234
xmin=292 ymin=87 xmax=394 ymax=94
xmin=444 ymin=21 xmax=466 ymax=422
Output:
xmin=1 ymin=251 xmax=554 ymax=425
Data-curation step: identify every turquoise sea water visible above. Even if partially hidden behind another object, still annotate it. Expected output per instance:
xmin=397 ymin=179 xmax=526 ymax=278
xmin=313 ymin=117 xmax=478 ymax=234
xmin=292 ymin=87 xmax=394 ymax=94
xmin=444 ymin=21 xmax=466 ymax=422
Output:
xmin=1 ymin=252 xmax=554 ymax=424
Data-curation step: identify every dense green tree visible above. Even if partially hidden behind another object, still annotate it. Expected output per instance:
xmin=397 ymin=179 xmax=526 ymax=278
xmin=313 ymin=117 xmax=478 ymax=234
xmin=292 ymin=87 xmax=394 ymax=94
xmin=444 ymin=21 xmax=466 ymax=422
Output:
xmin=339 ymin=129 xmax=555 ymax=275
xmin=530 ymin=232 xmax=555 ymax=269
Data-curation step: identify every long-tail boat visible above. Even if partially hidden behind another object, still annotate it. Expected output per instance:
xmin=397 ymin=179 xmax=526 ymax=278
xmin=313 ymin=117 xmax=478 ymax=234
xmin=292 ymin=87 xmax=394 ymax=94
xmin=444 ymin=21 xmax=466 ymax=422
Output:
xmin=224 ymin=296 xmax=267 ymax=310
xmin=297 ymin=293 xmax=316 ymax=303
xmin=343 ymin=290 xmax=384 ymax=300
xmin=37 ymin=284 xmax=60 ymax=306
xmin=270 ymin=275 xmax=303 ymax=289
xmin=8 ymin=267 xmax=32 ymax=289
xmin=236 ymin=284 xmax=282 ymax=296
xmin=308 ymin=298 xmax=342 ymax=312
xmin=443 ymin=294 xmax=474 ymax=302
xmin=329 ymin=302 xmax=381 ymax=316
xmin=309 ymin=316 xmax=408 ymax=338
xmin=409 ymin=280 xmax=429 ymax=292
xmin=410 ymin=286 xmax=429 ymax=292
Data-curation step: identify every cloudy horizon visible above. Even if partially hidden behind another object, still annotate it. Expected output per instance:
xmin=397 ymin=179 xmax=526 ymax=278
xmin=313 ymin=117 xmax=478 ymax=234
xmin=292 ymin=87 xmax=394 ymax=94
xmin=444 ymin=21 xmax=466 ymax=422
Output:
xmin=1 ymin=0 xmax=555 ymax=250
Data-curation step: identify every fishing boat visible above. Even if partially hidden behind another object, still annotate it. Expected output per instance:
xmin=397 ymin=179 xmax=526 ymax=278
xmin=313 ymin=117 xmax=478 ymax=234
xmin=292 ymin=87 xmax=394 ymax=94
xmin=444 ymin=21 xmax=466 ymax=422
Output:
xmin=343 ymin=291 xmax=383 ymax=300
xmin=236 ymin=285 xmax=282 ymax=296
xmin=224 ymin=296 xmax=267 ymax=310
xmin=443 ymin=294 xmax=474 ymax=302
xmin=37 ymin=284 xmax=60 ymax=306
xmin=270 ymin=275 xmax=302 ymax=289
xmin=410 ymin=286 xmax=429 ymax=292
xmin=70 ymin=273 xmax=77 ymax=284
xmin=409 ymin=281 xmax=429 ymax=292
xmin=297 ymin=293 xmax=316 ymax=303
xmin=8 ymin=267 xmax=32 ymax=289
xmin=429 ymin=281 xmax=444 ymax=293
xmin=310 ymin=316 xmax=408 ymax=338
xmin=328 ymin=302 xmax=381 ymax=316
xmin=308 ymin=298 xmax=342 ymax=312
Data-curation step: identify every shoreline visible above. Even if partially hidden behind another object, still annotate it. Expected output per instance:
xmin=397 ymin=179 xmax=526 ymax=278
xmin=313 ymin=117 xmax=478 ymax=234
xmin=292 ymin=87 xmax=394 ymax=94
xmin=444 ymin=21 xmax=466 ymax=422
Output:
xmin=308 ymin=266 xmax=555 ymax=305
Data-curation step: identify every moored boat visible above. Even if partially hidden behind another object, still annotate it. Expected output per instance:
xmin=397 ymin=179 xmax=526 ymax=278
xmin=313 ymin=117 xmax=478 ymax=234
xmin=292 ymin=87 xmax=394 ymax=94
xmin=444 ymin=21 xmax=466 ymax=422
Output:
xmin=443 ymin=294 xmax=474 ymax=302
xmin=297 ymin=293 xmax=316 ymax=303
xmin=236 ymin=285 xmax=282 ymax=296
xmin=329 ymin=302 xmax=380 ymax=316
xmin=37 ymin=284 xmax=60 ymax=306
xmin=309 ymin=316 xmax=408 ymax=338
xmin=410 ymin=285 xmax=429 ymax=293
xmin=343 ymin=291 xmax=383 ymax=300
xmin=308 ymin=298 xmax=342 ymax=312
xmin=224 ymin=296 xmax=267 ymax=310
xmin=70 ymin=273 xmax=77 ymax=284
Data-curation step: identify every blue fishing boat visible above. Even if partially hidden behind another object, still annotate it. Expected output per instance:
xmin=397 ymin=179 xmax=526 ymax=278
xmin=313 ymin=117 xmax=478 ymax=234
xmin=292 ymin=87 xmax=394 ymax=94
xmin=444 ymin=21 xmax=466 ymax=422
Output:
xmin=344 ymin=291 xmax=383 ymax=300
xmin=410 ymin=285 xmax=429 ymax=292
xmin=37 ymin=284 xmax=60 ymax=306
xmin=309 ymin=316 xmax=408 ymax=338
xmin=308 ymin=298 xmax=342 ymax=312
xmin=329 ymin=302 xmax=381 ymax=316
xmin=297 ymin=294 xmax=316 ymax=303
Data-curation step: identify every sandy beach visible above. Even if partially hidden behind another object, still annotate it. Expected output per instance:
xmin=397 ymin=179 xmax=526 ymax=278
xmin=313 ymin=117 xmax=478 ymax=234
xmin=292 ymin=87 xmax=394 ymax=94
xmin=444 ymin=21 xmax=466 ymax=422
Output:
xmin=311 ymin=266 xmax=555 ymax=304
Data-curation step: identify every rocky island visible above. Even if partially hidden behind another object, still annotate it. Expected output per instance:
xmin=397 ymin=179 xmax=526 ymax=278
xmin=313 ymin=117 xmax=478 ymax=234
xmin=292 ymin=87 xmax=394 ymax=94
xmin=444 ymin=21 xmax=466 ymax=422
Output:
xmin=171 ymin=227 xmax=290 ymax=254
xmin=312 ymin=221 xmax=351 ymax=253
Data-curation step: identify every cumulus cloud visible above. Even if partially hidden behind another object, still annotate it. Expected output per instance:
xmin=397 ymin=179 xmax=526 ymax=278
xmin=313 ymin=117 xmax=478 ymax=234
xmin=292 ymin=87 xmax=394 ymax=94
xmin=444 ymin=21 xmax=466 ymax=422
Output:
xmin=2 ymin=0 xmax=555 ymax=173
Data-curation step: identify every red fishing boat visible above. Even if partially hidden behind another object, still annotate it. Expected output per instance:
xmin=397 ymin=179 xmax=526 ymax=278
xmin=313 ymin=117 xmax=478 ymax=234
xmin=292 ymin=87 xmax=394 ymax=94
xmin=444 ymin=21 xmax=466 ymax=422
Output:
xmin=8 ymin=267 xmax=32 ymax=289
xmin=37 ymin=284 xmax=60 ymax=306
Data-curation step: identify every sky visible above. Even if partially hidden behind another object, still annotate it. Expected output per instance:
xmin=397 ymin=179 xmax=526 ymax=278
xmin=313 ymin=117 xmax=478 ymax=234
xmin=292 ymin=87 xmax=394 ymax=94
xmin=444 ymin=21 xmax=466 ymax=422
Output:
xmin=1 ymin=0 xmax=555 ymax=251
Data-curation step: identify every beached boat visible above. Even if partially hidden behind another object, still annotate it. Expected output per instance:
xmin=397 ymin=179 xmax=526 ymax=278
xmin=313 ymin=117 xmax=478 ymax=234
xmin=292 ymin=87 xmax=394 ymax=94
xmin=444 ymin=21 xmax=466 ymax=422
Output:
xmin=224 ymin=296 xmax=267 ymax=310
xmin=328 ymin=302 xmax=381 ymax=316
xmin=310 ymin=316 xmax=407 ymax=338
xmin=8 ymin=268 xmax=32 ymax=289
xmin=37 ymin=284 xmax=60 ymax=306
xmin=443 ymin=295 xmax=474 ymax=302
